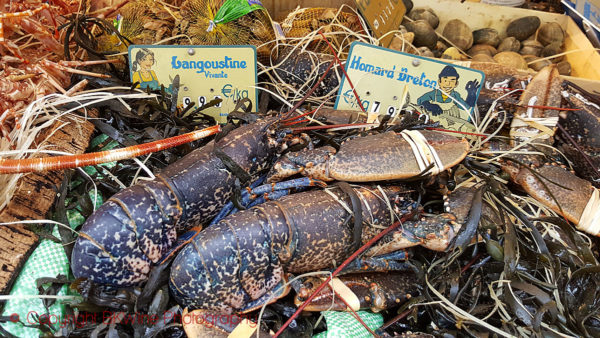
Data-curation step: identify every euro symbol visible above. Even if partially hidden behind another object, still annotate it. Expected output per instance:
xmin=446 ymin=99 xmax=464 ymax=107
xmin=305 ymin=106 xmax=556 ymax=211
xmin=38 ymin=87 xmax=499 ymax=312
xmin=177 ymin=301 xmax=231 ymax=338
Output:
xmin=221 ymin=84 xmax=233 ymax=98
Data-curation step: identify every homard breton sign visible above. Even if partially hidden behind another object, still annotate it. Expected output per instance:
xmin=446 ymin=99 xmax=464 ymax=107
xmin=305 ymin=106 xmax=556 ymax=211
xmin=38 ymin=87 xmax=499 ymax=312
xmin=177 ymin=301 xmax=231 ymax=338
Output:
xmin=128 ymin=45 xmax=257 ymax=124
xmin=334 ymin=42 xmax=485 ymax=133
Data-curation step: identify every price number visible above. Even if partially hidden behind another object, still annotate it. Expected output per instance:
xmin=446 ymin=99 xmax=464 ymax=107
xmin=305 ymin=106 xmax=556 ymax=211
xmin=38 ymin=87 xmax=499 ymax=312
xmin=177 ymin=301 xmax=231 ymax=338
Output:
xmin=183 ymin=96 xmax=192 ymax=108
xmin=198 ymin=96 xmax=206 ymax=107
xmin=213 ymin=95 xmax=222 ymax=108
xmin=387 ymin=106 xmax=397 ymax=115
xmin=370 ymin=101 xmax=381 ymax=113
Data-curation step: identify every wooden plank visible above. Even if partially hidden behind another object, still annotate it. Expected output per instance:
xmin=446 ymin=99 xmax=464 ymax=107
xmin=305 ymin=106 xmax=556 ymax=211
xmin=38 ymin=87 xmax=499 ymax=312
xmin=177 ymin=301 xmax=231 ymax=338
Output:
xmin=0 ymin=112 xmax=96 ymax=294
xmin=355 ymin=0 xmax=407 ymax=47
xmin=262 ymin=0 xmax=356 ymax=20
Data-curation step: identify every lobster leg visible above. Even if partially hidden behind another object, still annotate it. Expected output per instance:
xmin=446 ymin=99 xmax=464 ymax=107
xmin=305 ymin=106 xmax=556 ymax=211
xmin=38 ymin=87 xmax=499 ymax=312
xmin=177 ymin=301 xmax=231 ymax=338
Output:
xmin=210 ymin=177 xmax=327 ymax=226
xmin=208 ymin=177 xmax=268 ymax=226
xmin=249 ymin=177 xmax=327 ymax=195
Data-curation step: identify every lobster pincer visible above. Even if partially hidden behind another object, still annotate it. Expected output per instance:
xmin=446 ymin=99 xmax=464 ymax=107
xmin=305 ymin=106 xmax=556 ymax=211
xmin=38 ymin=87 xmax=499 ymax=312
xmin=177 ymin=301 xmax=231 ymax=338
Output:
xmin=503 ymin=164 xmax=600 ymax=236
xmin=293 ymin=272 xmax=419 ymax=312
xmin=365 ymin=184 xmax=489 ymax=258
xmin=267 ymin=129 xmax=470 ymax=182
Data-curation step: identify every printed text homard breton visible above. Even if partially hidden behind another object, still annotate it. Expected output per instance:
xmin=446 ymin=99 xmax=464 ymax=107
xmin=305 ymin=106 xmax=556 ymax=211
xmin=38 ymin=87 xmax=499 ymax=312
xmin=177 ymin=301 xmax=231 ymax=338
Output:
xmin=348 ymin=55 xmax=439 ymax=89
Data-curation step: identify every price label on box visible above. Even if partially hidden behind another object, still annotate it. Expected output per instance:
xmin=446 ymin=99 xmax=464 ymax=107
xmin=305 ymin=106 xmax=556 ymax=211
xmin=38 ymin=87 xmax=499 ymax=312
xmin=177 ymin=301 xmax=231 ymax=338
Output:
xmin=128 ymin=45 xmax=257 ymax=124
xmin=335 ymin=41 xmax=485 ymax=133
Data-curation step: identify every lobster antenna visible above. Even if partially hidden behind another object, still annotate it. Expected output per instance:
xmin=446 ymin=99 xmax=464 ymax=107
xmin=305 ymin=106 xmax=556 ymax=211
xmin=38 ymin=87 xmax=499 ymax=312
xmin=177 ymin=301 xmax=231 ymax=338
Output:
xmin=0 ymin=125 xmax=221 ymax=174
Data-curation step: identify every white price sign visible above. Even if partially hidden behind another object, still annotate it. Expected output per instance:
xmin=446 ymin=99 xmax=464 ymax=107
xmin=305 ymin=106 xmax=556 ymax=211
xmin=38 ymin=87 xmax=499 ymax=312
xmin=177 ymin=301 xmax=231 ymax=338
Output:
xmin=129 ymin=45 xmax=257 ymax=124
xmin=335 ymin=42 xmax=485 ymax=132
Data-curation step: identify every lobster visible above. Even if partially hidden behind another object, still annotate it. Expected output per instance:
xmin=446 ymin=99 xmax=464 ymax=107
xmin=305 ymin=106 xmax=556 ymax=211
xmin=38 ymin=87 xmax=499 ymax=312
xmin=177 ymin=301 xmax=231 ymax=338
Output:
xmin=72 ymin=108 xmax=472 ymax=286
xmin=168 ymin=182 xmax=481 ymax=313
xmin=71 ymin=117 xmax=289 ymax=285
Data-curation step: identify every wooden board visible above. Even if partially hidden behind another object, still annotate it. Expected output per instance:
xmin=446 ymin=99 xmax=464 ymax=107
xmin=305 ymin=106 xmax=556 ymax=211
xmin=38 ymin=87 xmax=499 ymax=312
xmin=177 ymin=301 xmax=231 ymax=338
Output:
xmin=355 ymin=0 xmax=407 ymax=47
xmin=0 ymin=113 xmax=95 ymax=295
xmin=262 ymin=0 xmax=356 ymax=20
xmin=419 ymin=0 xmax=600 ymax=81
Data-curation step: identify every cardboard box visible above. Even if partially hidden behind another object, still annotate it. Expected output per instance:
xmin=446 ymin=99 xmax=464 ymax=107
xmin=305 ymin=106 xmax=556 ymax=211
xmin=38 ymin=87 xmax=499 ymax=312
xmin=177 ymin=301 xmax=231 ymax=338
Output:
xmin=563 ymin=0 xmax=600 ymax=45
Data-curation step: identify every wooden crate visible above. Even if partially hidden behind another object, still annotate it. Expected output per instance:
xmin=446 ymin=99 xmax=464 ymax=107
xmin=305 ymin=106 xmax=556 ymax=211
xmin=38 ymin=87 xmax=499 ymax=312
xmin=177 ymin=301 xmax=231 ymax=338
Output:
xmin=416 ymin=0 xmax=600 ymax=81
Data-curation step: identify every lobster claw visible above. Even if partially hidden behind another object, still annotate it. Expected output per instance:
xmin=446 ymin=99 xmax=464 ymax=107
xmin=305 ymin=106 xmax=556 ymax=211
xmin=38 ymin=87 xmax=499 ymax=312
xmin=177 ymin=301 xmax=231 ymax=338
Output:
xmin=267 ymin=146 xmax=335 ymax=183
xmin=267 ymin=130 xmax=469 ymax=182
xmin=504 ymin=164 xmax=600 ymax=235
xmin=365 ymin=184 xmax=491 ymax=256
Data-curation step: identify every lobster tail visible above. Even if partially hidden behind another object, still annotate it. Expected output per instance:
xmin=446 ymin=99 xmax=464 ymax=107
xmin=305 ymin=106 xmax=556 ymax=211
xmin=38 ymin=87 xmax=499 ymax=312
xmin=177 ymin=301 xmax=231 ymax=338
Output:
xmin=71 ymin=179 xmax=182 ymax=286
xmin=169 ymin=213 xmax=286 ymax=313
xmin=71 ymin=119 xmax=281 ymax=286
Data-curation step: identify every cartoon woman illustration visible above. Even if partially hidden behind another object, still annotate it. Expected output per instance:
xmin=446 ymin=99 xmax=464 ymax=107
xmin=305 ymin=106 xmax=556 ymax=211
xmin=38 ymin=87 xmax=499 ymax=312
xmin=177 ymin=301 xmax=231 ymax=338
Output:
xmin=131 ymin=48 xmax=160 ymax=90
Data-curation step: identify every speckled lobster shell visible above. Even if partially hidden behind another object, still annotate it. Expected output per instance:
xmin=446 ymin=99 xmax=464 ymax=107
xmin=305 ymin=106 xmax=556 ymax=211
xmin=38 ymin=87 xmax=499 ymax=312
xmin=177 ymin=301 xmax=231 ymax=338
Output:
xmin=169 ymin=185 xmax=415 ymax=313
xmin=71 ymin=119 xmax=280 ymax=286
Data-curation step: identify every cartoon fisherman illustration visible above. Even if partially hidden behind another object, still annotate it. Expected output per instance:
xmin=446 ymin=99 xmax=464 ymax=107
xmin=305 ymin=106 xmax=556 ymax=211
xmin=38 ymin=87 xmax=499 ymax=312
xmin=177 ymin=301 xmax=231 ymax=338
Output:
xmin=417 ymin=65 xmax=479 ymax=121
xmin=131 ymin=48 xmax=161 ymax=90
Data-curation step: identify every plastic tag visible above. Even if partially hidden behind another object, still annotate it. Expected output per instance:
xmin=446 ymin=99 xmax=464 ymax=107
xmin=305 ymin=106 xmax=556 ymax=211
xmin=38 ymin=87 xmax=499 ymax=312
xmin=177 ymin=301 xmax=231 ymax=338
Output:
xmin=213 ymin=0 xmax=265 ymax=27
